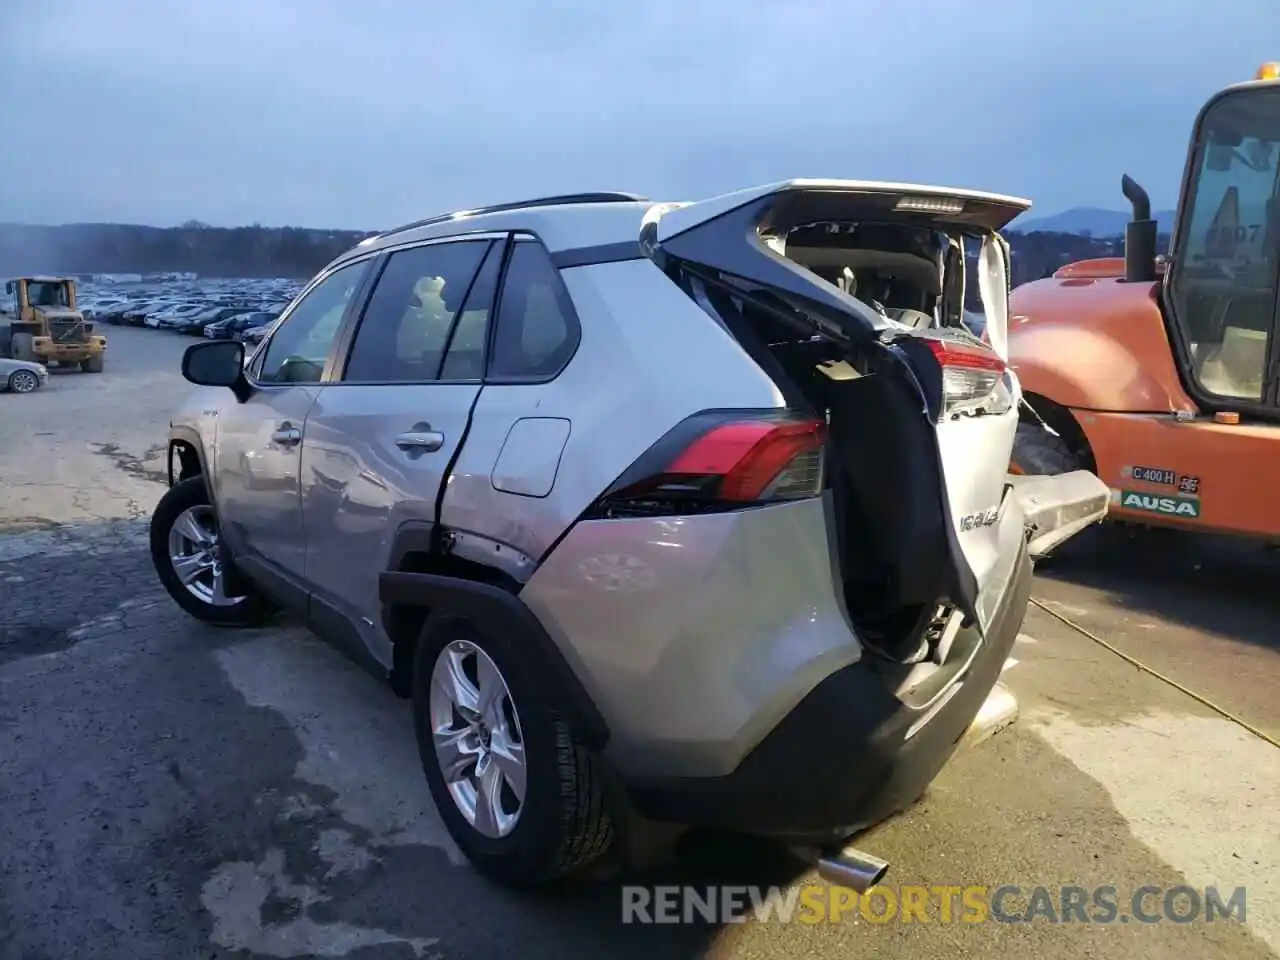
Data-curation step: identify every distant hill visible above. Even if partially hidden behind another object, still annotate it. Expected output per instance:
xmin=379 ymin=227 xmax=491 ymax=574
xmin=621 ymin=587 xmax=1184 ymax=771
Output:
xmin=1010 ymin=206 xmax=1177 ymax=238
xmin=0 ymin=221 xmax=376 ymax=280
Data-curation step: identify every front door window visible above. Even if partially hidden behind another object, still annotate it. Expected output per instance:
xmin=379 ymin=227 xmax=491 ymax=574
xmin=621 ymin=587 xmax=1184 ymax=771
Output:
xmin=1168 ymin=86 xmax=1280 ymax=402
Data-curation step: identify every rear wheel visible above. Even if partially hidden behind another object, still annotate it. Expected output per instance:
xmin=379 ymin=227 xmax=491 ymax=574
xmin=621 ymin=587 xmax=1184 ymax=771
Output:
xmin=11 ymin=333 xmax=35 ymax=362
xmin=149 ymin=476 xmax=272 ymax=626
xmin=412 ymin=614 xmax=614 ymax=886
xmin=7 ymin=369 xmax=40 ymax=394
xmin=81 ymin=354 xmax=104 ymax=373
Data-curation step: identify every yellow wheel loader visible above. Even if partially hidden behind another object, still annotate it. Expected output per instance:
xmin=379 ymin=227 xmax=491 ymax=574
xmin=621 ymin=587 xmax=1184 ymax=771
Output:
xmin=0 ymin=277 xmax=107 ymax=372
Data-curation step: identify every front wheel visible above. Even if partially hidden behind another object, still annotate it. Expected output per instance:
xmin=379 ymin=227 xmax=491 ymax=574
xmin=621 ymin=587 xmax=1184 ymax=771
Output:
xmin=412 ymin=615 xmax=614 ymax=886
xmin=81 ymin=354 xmax=104 ymax=373
xmin=149 ymin=476 xmax=272 ymax=626
xmin=1010 ymin=421 xmax=1088 ymax=476
xmin=7 ymin=369 xmax=40 ymax=394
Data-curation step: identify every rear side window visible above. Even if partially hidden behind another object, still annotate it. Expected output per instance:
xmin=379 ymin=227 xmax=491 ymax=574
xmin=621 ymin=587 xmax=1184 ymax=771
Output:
xmin=488 ymin=241 xmax=580 ymax=381
xmin=343 ymin=240 xmax=491 ymax=383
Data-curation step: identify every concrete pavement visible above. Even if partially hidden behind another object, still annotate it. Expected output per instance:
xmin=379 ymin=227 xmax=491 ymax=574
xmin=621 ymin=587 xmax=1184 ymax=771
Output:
xmin=1 ymin=325 xmax=1276 ymax=959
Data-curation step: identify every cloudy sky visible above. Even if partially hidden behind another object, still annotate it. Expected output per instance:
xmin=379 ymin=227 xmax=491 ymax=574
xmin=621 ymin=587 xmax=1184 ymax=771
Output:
xmin=2 ymin=0 xmax=1277 ymax=229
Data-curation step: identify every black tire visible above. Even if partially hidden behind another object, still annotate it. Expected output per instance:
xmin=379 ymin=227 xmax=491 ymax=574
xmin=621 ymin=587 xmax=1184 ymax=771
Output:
xmin=412 ymin=614 xmax=614 ymax=886
xmin=81 ymin=354 xmax=104 ymax=373
xmin=149 ymin=476 xmax=272 ymax=626
xmin=11 ymin=333 xmax=35 ymax=363
xmin=1011 ymin=421 xmax=1087 ymax=475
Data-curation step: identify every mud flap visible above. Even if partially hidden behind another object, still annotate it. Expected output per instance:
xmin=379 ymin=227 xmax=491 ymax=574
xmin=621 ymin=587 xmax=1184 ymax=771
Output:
xmin=1007 ymin=471 xmax=1110 ymax=559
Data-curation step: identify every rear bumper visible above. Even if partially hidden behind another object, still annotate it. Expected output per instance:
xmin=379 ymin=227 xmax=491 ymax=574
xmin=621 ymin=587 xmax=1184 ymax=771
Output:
xmin=625 ymin=539 xmax=1033 ymax=839
xmin=1008 ymin=470 xmax=1109 ymax=558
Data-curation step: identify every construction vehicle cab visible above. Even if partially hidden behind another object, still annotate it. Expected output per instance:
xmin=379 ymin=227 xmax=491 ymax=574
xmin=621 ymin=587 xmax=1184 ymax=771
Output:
xmin=0 ymin=276 xmax=106 ymax=372
xmin=1008 ymin=63 xmax=1280 ymax=540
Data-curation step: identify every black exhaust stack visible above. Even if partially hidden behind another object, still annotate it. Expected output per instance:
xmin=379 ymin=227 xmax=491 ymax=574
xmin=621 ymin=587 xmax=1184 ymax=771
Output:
xmin=1121 ymin=174 xmax=1158 ymax=283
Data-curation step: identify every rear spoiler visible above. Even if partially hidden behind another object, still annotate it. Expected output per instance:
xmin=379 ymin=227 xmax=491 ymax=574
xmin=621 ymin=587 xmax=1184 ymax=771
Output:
xmin=647 ymin=180 xmax=1031 ymax=346
xmin=655 ymin=179 xmax=1031 ymax=243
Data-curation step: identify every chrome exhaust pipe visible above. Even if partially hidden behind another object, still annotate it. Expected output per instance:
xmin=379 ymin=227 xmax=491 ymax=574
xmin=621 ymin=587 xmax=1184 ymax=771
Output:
xmin=817 ymin=849 xmax=890 ymax=893
xmin=791 ymin=844 xmax=890 ymax=893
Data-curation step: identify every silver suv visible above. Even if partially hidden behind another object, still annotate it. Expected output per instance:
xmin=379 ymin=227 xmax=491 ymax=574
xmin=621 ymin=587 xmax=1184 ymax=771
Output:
xmin=150 ymin=181 xmax=1108 ymax=887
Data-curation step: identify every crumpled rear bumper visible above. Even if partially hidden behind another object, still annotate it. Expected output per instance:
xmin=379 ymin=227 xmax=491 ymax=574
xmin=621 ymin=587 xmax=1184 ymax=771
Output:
xmin=1007 ymin=470 xmax=1110 ymax=558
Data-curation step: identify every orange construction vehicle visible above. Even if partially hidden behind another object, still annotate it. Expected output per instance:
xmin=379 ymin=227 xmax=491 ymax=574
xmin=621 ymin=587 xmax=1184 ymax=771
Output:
xmin=1008 ymin=62 xmax=1280 ymax=541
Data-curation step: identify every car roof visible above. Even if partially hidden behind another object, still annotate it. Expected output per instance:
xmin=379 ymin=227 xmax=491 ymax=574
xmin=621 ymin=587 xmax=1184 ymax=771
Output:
xmin=332 ymin=193 xmax=654 ymax=269
xmin=326 ymin=178 xmax=1032 ymax=273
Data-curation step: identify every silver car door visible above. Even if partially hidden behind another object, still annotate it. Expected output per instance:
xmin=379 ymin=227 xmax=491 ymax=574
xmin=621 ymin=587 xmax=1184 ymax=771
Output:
xmin=301 ymin=235 xmax=504 ymax=666
xmin=213 ymin=257 xmax=374 ymax=589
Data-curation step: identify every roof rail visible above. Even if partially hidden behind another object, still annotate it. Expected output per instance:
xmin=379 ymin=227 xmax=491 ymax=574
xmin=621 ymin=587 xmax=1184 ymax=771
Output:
xmin=374 ymin=192 xmax=649 ymax=241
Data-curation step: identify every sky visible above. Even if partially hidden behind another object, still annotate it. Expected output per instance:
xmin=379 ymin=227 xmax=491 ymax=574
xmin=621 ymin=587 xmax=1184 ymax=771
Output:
xmin=2 ymin=0 xmax=1278 ymax=230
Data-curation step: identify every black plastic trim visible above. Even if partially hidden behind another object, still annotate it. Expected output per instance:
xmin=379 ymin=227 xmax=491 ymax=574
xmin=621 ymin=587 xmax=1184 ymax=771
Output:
xmin=166 ymin=426 xmax=208 ymax=486
xmin=550 ymin=241 xmax=645 ymax=269
xmin=378 ymin=571 xmax=609 ymax=748
xmin=387 ymin=521 xmax=437 ymax=569
xmin=625 ymin=541 xmax=1032 ymax=838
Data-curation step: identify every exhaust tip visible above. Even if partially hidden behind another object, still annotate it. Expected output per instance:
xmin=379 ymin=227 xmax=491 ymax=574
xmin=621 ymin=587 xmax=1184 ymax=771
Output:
xmin=816 ymin=848 xmax=890 ymax=893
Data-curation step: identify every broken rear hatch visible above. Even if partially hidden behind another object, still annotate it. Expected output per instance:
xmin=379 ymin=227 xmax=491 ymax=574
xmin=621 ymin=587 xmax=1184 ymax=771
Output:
xmin=646 ymin=179 xmax=1032 ymax=635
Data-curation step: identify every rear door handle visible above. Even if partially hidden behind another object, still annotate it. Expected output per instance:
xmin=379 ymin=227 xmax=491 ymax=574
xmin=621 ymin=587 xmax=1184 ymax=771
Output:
xmin=395 ymin=430 xmax=445 ymax=453
xmin=271 ymin=425 xmax=302 ymax=446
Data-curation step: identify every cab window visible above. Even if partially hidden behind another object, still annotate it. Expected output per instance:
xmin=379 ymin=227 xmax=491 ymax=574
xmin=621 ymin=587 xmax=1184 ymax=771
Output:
xmin=1169 ymin=87 xmax=1280 ymax=402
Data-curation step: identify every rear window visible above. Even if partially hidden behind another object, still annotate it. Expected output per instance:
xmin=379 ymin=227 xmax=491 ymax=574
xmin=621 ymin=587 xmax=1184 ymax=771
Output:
xmin=780 ymin=221 xmax=979 ymax=334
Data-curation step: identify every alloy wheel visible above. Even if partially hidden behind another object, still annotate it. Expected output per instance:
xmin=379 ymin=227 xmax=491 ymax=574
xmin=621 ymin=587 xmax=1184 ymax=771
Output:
xmin=166 ymin=504 xmax=244 ymax=607
xmin=429 ymin=638 xmax=527 ymax=839
xmin=10 ymin=370 xmax=39 ymax=393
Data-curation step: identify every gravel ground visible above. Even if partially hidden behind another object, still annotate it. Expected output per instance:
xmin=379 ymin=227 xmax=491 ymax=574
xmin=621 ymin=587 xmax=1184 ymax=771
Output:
xmin=1 ymin=325 xmax=1276 ymax=960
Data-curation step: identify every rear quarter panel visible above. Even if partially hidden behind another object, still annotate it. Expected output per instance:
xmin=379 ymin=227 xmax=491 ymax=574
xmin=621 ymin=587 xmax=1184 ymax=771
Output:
xmin=439 ymin=258 xmax=784 ymax=564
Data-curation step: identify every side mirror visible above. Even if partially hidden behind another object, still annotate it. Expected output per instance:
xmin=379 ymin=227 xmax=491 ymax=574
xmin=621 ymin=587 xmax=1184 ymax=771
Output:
xmin=182 ymin=340 xmax=252 ymax=401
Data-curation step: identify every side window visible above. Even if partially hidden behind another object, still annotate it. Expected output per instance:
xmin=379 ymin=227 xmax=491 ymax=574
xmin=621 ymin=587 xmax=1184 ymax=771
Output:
xmin=343 ymin=240 xmax=491 ymax=384
xmin=488 ymin=241 xmax=581 ymax=380
xmin=257 ymin=260 xmax=370 ymax=384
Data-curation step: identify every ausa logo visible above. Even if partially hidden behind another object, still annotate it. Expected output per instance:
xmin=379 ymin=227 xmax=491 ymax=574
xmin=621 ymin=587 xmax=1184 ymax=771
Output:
xmin=1119 ymin=490 xmax=1201 ymax=518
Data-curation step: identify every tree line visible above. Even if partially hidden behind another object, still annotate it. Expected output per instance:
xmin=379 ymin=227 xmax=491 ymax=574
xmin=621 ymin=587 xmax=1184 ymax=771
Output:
xmin=0 ymin=220 xmax=1161 ymax=286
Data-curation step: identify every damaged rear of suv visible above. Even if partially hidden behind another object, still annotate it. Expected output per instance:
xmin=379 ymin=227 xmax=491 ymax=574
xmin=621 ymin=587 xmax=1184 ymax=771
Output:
xmin=154 ymin=180 xmax=1109 ymax=889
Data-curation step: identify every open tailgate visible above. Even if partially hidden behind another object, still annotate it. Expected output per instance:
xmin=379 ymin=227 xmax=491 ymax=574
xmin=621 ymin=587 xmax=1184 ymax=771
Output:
xmin=651 ymin=179 xmax=1035 ymax=633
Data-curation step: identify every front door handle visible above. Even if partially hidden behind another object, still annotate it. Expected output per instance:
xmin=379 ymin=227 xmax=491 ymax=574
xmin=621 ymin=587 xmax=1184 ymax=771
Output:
xmin=271 ymin=425 xmax=302 ymax=446
xmin=395 ymin=430 xmax=445 ymax=453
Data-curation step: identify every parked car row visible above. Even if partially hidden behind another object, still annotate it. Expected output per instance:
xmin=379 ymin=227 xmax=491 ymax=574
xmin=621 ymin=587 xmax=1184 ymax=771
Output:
xmin=76 ymin=277 xmax=302 ymax=344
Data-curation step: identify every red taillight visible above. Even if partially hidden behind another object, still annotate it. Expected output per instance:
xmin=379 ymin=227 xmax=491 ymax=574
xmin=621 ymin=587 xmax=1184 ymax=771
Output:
xmin=917 ymin=338 xmax=1012 ymax=420
xmin=588 ymin=414 xmax=827 ymax=518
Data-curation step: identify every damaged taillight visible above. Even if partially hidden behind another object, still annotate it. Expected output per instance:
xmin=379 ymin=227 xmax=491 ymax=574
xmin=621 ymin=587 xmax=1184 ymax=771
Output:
xmin=905 ymin=336 xmax=1013 ymax=421
xmin=586 ymin=413 xmax=827 ymax=518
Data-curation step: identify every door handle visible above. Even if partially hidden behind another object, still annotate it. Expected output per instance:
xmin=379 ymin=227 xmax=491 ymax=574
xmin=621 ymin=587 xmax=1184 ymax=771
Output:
xmin=395 ymin=430 xmax=445 ymax=452
xmin=271 ymin=425 xmax=302 ymax=445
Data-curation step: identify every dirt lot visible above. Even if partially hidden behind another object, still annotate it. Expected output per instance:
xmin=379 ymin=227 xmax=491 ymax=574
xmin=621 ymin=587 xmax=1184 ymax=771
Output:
xmin=1 ymin=326 xmax=1277 ymax=960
